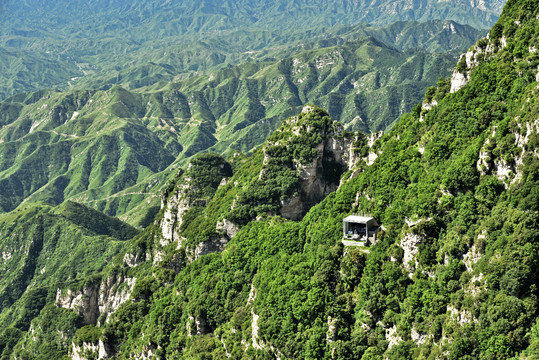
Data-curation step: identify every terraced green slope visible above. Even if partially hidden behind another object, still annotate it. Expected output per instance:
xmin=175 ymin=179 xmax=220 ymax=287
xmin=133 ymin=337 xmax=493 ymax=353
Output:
xmin=0 ymin=47 xmax=81 ymax=100
xmin=0 ymin=88 xmax=183 ymax=224
xmin=72 ymin=20 xmax=486 ymax=95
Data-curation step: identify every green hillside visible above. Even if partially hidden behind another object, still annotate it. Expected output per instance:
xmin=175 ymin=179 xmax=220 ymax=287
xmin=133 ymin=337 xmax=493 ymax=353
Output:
xmin=0 ymin=47 xmax=81 ymax=100
xmin=71 ymin=20 xmax=486 ymax=95
xmin=88 ymin=0 xmax=538 ymax=356
xmin=0 ymin=37 xmax=461 ymax=223
xmin=0 ymin=201 xmax=137 ymax=358
xmin=0 ymin=0 xmax=537 ymax=357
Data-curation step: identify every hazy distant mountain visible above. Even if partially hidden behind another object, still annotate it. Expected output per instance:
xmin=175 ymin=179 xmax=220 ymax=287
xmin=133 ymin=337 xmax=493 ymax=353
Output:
xmin=0 ymin=0 xmax=500 ymax=99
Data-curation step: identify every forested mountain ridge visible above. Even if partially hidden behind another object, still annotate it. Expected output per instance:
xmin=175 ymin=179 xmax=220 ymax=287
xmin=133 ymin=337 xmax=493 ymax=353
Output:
xmin=0 ymin=35 xmax=463 ymax=223
xmin=0 ymin=201 xmax=138 ymax=358
xmin=0 ymin=0 xmax=494 ymax=99
xmin=0 ymin=0 xmax=538 ymax=357
xmin=71 ymin=19 xmax=487 ymax=97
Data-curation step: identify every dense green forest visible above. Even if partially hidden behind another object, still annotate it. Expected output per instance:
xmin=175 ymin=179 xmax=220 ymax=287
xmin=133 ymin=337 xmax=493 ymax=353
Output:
xmin=3 ymin=0 xmax=539 ymax=359
xmin=0 ymin=0 xmax=538 ymax=358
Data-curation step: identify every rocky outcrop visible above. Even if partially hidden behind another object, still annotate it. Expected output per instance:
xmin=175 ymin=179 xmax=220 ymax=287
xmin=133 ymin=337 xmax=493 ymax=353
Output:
xmin=128 ymin=346 xmax=157 ymax=360
xmin=71 ymin=340 xmax=110 ymax=360
xmin=188 ymin=237 xmax=229 ymax=262
xmin=281 ymin=141 xmax=342 ymax=220
xmin=216 ymin=219 xmax=239 ymax=239
xmin=245 ymin=285 xmax=265 ymax=351
xmin=159 ymin=183 xmax=190 ymax=247
xmin=271 ymin=106 xmax=356 ymax=220
xmin=263 ymin=106 xmax=384 ymax=221
xmin=421 ymin=99 xmax=438 ymax=111
xmin=450 ymin=65 xmax=470 ymax=93
xmin=420 ymin=99 xmax=439 ymax=122
xmin=411 ymin=328 xmax=429 ymax=346
xmin=477 ymin=139 xmax=492 ymax=175
xmin=362 ymin=132 xmax=383 ymax=166
xmin=450 ymin=33 xmax=505 ymax=94
xmin=159 ymin=154 xmax=233 ymax=250
xmin=56 ymin=274 xmax=135 ymax=325
xmin=400 ymin=232 xmax=423 ymax=276
xmin=476 ymin=119 xmax=539 ymax=186
xmin=462 ymin=243 xmax=482 ymax=272
xmin=1 ymin=250 xmax=12 ymax=261
xmin=186 ymin=315 xmax=209 ymax=336
xmin=385 ymin=325 xmax=402 ymax=349
xmin=123 ymin=251 xmax=148 ymax=268
xmin=447 ymin=305 xmax=476 ymax=325
xmin=326 ymin=316 xmax=337 ymax=344
xmin=183 ymin=219 xmax=239 ymax=262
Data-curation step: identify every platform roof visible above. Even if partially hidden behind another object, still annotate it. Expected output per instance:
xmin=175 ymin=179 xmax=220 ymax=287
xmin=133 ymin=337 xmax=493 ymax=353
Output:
xmin=343 ymin=215 xmax=374 ymax=223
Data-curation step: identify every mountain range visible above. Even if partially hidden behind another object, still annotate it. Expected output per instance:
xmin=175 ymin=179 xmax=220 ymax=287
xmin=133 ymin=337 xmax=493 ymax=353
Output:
xmin=0 ymin=25 xmax=479 ymax=225
xmin=3 ymin=0 xmax=539 ymax=359
xmin=0 ymin=0 xmax=496 ymax=99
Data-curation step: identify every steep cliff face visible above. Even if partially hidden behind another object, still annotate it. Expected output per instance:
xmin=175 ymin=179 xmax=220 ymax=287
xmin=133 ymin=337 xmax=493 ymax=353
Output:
xmin=273 ymin=105 xmax=353 ymax=220
xmin=56 ymin=274 xmax=136 ymax=325
xmin=226 ymin=105 xmax=369 ymax=223
xmin=156 ymin=154 xmax=234 ymax=256
xmin=159 ymin=182 xmax=191 ymax=248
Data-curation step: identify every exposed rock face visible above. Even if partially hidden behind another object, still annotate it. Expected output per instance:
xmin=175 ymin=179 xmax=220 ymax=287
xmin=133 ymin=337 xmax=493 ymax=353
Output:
xmin=251 ymin=309 xmax=263 ymax=350
xmin=450 ymin=33 xmax=507 ymax=94
xmin=362 ymin=132 xmax=383 ymax=166
xmin=399 ymin=230 xmax=425 ymax=277
xmin=450 ymin=50 xmax=475 ymax=93
xmin=271 ymin=106 xmax=384 ymax=221
xmin=128 ymin=346 xmax=157 ymax=360
xmin=450 ymin=67 xmax=469 ymax=93
xmin=477 ymin=139 xmax=492 ymax=175
xmin=326 ymin=316 xmax=337 ymax=344
xmin=274 ymin=106 xmax=357 ymax=220
xmin=494 ymin=159 xmax=513 ymax=182
xmin=159 ymin=155 xmax=233 ymax=250
xmin=183 ymin=219 xmax=239 ymax=262
xmin=246 ymin=284 xmax=268 ymax=352
xmin=462 ymin=243 xmax=482 ymax=272
xmin=159 ymin=183 xmax=190 ymax=247
xmin=422 ymin=99 xmax=438 ymax=111
xmin=476 ymin=119 xmax=539 ymax=187
xmin=385 ymin=325 xmax=402 ymax=349
xmin=187 ymin=315 xmax=209 ymax=336
xmin=216 ymin=219 xmax=239 ymax=239
xmin=447 ymin=305 xmax=476 ymax=325
xmin=1 ymin=250 xmax=12 ymax=261
xmin=189 ymin=237 xmax=229 ymax=261
xmin=123 ymin=251 xmax=147 ymax=268
xmin=71 ymin=340 xmax=110 ymax=360
xmin=280 ymin=137 xmax=344 ymax=220
xmin=56 ymin=274 xmax=136 ymax=325
xmin=411 ymin=328 xmax=429 ymax=346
